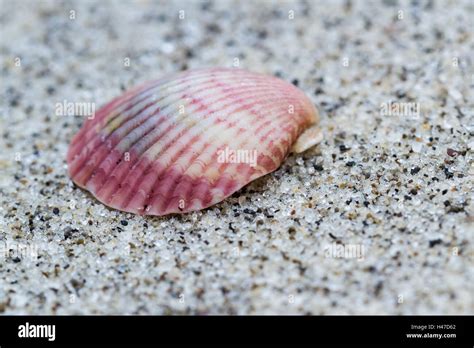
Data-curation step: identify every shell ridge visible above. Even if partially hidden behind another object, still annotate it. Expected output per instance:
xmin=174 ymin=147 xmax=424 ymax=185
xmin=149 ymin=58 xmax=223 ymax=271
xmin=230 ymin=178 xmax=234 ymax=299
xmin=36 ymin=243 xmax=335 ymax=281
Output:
xmin=73 ymin=85 xmax=294 ymax=192
xmin=131 ymin=90 xmax=284 ymax=213
xmin=68 ymin=97 xmax=164 ymax=175
xmin=76 ymin=70 xmax=233 ymax=147
xmin=69 ymin=100 xmax=166 ymax=180
xmin=112 ymin=83 xmax=286 ymax=201
xmin=77 ymin=79 xmax=159 ymax=139
xmin=74 ymin=79 xmax=167 ymax=149
xmin=93 ymin=83 xmax=280 ymax=200
xmin=91 ymin=111 xmax=169 ymax=192
xmin=70 ymin=75 xmax=241 ymax=184
xmin=141 ymin=89 xmax=291 ymax=214
xmin=75 ymin=68 xmax=272 ymax=153
xmin=94 ymin=115 xmax=172 ymax=200
xmin=79 ymin=72 xmax=283 ymax=151
xmin=178 ymin=97 xmax=295 ymax=212
xmin=82 ymin=73 xmax=278 ymax=158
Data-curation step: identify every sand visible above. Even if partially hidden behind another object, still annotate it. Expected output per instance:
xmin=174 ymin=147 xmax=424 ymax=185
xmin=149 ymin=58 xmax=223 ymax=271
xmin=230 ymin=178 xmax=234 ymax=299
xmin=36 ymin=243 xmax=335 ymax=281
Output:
xmin=0 ymin=0 xmax=472 ymax=314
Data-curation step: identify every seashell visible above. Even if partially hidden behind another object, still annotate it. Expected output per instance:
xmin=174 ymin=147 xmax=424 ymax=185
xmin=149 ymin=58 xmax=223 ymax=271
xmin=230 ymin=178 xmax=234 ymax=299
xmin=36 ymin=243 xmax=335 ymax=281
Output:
xmin=67 ymin=68 xmax=322 ymax=216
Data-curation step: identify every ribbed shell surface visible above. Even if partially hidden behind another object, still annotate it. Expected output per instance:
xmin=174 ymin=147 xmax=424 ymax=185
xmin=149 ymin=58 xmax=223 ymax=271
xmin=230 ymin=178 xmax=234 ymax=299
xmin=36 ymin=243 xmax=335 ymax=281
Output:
xmin=67 ymin=68 xmax=318 ymax=216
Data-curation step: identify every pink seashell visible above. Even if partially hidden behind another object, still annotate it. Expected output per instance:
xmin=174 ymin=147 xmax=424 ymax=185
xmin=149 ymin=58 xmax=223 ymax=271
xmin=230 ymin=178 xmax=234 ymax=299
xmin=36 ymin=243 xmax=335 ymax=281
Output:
xmin=67 ymin=68 xmax=322 ymax=216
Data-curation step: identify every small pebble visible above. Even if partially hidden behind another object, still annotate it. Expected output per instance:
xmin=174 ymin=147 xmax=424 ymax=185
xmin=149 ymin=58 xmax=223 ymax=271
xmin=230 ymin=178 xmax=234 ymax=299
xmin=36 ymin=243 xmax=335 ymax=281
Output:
xmin=447 ymin=148 xmax=459 ymax=157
